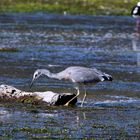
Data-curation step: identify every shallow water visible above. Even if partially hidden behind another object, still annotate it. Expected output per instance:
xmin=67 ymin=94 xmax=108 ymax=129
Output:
xmin=0 ymin=13 xmax=140 ymax=139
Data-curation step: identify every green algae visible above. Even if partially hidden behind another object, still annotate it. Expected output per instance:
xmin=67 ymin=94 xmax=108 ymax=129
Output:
xmin=0 ymin=47 xmax=19 ymax=52
xmin=0 ymin=0 xmax=138 ymax=15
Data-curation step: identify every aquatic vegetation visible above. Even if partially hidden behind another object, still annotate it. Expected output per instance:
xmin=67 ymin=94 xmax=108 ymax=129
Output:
xmin=0 ymin=0 xmax=138 ymax=15
xmin=92 ymin=123 xmax=115 ymax=129
xmin=0 ymin=47 xmax=19 ymax=52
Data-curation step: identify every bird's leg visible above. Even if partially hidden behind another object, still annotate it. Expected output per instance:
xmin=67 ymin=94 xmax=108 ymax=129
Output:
xmin=135 ymin=18 xmax=140 ymax=31
xmin=64 ymin=86 xmax=80 ymax=106
xmin=81 ymin=85 xmax=87 ymax=107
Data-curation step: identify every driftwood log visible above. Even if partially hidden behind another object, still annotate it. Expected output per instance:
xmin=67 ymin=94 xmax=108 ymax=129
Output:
xmin=0 ymin=85 xmax=77 ymax=106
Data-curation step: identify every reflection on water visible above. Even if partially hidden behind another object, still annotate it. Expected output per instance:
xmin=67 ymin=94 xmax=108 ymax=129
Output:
xmin=132 ymin=32 xmax=140 ymax=66
xmin=0 ymin=13 xmax=140 ymax=139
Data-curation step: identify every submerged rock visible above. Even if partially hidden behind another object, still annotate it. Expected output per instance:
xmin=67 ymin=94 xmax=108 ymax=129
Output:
xmin=0 ymin=85 xmax=77 ymax=106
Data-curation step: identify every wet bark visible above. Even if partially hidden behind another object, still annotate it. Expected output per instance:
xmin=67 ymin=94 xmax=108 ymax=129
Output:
xmin=0 ymin=85 xmax=77 ymax=106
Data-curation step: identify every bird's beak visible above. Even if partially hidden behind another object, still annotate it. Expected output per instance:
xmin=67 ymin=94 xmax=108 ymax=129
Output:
xmin=30 ymin=79 xmax=34 ymax=89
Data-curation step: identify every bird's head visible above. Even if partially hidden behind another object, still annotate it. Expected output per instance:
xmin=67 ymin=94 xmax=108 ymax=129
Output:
xmin=137 ymin=2 xmax=140 ymax=6
xmin=30 ymin=69 xmax=43 ymax=88
xmin=30 ymin=69 xmax=51 ymax=88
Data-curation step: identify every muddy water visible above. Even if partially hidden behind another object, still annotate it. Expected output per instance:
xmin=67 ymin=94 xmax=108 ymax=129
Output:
xmin=0 ymin=13 xmax=140 ymax=139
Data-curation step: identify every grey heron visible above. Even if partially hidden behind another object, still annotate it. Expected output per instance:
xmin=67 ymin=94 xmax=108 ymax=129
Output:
xmin=30 ymin=66 xmax=113 ymax=106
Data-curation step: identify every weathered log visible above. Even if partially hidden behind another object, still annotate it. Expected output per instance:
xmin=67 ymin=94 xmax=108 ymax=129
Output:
xmin=0 ymin=85 xmax=77 ymax=106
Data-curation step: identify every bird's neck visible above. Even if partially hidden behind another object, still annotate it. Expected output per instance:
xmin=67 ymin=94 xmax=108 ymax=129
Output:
xmin=43 ymin=69 xmax=62 ymax=80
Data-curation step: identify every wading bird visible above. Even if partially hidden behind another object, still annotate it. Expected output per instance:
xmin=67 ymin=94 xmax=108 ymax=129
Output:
xmin=30 ymin=66 xmax=113 ymax=106
xmin=131 ymin=2 xmax=140 ymax=18
xmin=131 ymin=2 xmax=140 ymax=30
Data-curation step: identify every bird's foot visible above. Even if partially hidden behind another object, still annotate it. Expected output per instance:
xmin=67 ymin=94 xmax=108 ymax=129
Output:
xmin=64 ymin=102 xmax=69 ymax=106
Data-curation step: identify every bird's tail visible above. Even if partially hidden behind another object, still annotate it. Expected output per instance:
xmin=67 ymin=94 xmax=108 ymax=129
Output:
xmin=101 ymin=73 xmax=113 ymax=81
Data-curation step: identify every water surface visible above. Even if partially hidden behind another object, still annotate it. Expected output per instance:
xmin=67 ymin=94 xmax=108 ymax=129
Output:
xmin=0 ymin=13 xmax=140 ymax=139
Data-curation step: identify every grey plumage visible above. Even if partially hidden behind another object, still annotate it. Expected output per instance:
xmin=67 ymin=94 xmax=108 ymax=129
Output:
xmin=56 ymin=66 xmax=112 ymax=83
xmin=30 ymin=66 xmax=113 ymax=106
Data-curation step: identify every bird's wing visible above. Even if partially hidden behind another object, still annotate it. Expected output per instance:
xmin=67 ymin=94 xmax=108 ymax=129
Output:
xmin=131 ymin=6 xmax=136 ymax=15
xmin=131 ymin=6 xmax=139 ymax=15
xmin=66 ymin=67 xmax=103 ymax=83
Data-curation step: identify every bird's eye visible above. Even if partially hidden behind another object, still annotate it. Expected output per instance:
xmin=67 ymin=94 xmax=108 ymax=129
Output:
xmin=34 ymin=74 xmax=37 ymax=78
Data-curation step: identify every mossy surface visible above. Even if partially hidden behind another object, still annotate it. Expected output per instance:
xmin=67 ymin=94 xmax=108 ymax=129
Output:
xmin=0 ymin=0 xmax=138 ymax=15
xmin=0 ymin=47 xmax=19 ymax=52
